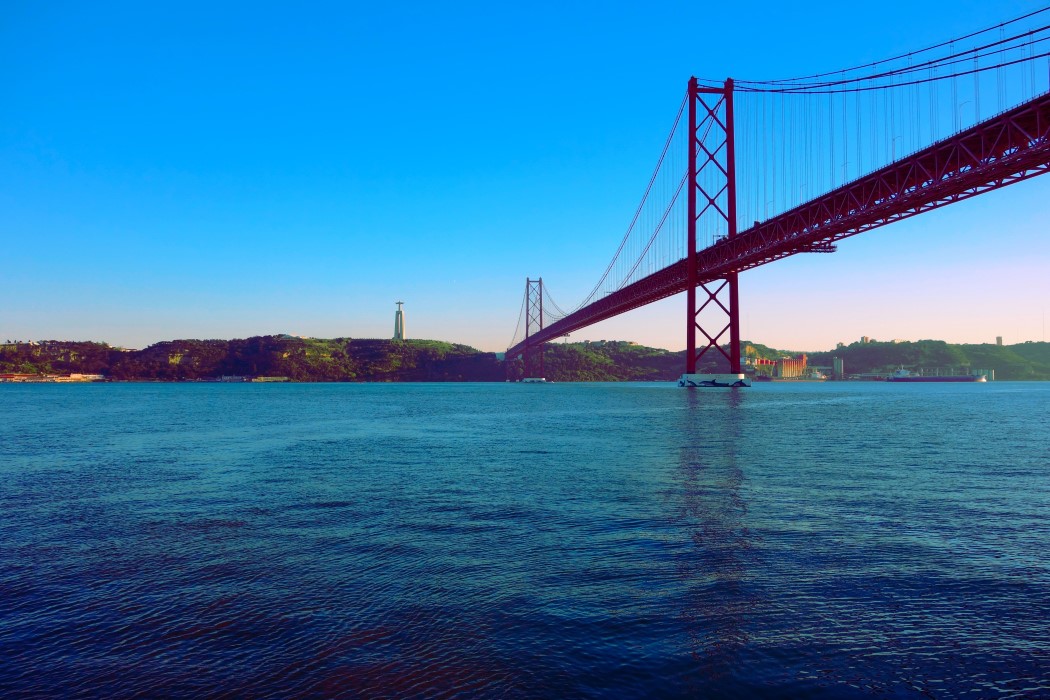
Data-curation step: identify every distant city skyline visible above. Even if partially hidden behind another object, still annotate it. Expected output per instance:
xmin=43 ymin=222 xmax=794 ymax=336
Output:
xmin=3 ymin=1 xmax=1047 ymax=352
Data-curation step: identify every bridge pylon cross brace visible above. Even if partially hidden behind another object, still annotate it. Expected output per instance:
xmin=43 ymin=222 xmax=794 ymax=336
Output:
xmin=693 ymin=279 xmax=734 ymax=366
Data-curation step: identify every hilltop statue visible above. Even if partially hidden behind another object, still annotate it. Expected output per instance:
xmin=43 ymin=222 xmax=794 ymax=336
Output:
xmin=393 ymin=301 xmax=405 ymax=341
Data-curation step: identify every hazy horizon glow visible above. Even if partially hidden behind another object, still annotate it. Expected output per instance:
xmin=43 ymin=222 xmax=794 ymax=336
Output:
xmin=3 ymin=2 xmax=1048 ymax=353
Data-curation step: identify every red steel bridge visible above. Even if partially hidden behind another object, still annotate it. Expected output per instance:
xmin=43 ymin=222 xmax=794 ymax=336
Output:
xmin=507 ymin=10 xmax=1050 ymax=382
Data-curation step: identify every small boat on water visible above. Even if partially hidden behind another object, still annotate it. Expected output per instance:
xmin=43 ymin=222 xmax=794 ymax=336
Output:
xmin=886 ymin=368 xmax=987 ymax=383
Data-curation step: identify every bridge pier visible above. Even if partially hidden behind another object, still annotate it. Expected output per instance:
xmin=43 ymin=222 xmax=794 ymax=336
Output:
xmin=678 ymin=373 xmax=750 ymax=388
xmin=682 ymin=77 xmax=749 ymax=388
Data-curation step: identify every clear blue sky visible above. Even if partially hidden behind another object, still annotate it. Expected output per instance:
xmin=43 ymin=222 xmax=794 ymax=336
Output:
xmin=3 ymin=1 xmax=1047 ymax=351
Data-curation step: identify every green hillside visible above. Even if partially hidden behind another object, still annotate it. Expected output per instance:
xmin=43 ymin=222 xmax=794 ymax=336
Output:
xmin=1 ymin=337 xmax=504 ymax=382
xmin=3 ymin=337 xmax=1048 ymax=381
xmin=808 ymin=340 xmax=1050 ymax=380
xmin=509 ymin=341 xmax=683 ymax=382
xmin=0 ymin=341 xmax=120 ymax=375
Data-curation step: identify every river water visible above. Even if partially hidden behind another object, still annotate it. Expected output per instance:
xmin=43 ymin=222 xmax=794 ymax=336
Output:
xmin=1 ymin=382 xmax=1048 ymax=698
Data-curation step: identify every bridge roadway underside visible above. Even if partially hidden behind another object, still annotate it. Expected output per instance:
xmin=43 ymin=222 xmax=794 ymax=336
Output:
xmin=509 ymin=91 xmax=1050 ymax=358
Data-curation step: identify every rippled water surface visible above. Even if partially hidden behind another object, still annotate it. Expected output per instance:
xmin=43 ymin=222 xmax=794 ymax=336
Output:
xmin=2 ymin=381 xmax=1048 ymax=698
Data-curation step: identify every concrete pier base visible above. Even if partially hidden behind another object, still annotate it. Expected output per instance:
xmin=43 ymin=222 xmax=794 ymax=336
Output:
xmin=677 ymin=373 xmax=751 ymax=388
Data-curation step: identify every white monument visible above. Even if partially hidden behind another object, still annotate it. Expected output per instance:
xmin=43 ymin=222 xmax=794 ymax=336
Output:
xmin=393 ymin=301 xmax=405 ymax=340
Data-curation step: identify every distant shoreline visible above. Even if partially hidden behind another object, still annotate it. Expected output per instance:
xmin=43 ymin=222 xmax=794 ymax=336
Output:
xmin=3 ymin=337 xmax=1048 ymax=382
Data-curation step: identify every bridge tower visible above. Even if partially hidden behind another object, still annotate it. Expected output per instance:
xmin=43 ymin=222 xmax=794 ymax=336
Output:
xmin=522 ymin=278 xmax=545 ymax=381
xmin=679 ymin=77 xmax=749 ymax=388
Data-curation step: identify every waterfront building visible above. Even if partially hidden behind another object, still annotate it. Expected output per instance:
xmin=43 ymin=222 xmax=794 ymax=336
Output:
xmin=776 ymin=354 xmax=807 ymax=378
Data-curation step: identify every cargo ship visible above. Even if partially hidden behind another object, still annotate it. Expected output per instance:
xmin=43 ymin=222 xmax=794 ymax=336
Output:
xmin=886 ymin=368 xmax=986 ymax=383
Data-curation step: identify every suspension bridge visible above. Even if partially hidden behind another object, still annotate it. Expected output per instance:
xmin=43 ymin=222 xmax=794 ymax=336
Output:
xmin=507 ymin=9 xmax=1050 ymax=386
